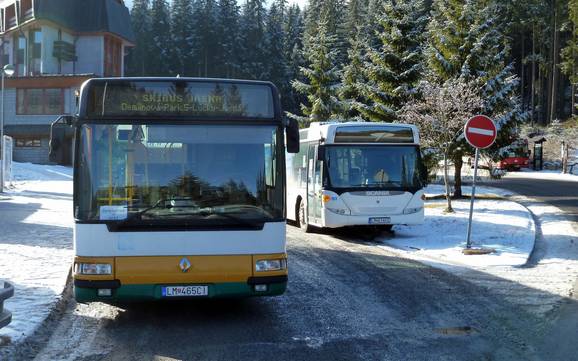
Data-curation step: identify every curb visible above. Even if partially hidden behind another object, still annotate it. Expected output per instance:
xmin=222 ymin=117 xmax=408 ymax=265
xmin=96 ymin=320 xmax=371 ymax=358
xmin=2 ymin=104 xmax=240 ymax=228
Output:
xmin=0 ymin=282 xmax=14 ymax=329
xmin=0 ymin=270 xmax=73 ymax=360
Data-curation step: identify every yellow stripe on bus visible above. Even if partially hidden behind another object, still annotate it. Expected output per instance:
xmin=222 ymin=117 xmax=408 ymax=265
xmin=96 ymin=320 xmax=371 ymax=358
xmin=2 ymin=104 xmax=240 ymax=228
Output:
xmin=74 ymin=254 xmax=288 ymax=285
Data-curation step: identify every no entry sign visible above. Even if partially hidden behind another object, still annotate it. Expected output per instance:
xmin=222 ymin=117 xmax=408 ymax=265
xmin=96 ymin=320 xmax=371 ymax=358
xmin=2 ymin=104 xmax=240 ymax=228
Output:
xmin=464 ymin=115 xmax=496 ymax=149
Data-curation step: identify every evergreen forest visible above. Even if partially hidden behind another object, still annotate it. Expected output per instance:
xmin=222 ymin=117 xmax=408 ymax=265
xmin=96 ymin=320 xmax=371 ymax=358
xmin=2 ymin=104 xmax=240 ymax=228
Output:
xmin=126 ymin=0 xmax=578 ymax=128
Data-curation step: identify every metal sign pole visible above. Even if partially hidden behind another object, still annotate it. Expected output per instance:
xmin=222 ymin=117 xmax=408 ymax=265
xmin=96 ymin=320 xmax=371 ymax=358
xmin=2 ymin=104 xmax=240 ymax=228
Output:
xmin=465 ymin=147 xmax=479 ymax=249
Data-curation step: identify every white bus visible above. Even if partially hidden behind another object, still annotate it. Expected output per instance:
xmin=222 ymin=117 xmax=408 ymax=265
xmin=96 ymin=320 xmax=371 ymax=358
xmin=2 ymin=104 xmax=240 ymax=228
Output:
xmin=50 ymin=77 xmax=299 ymax=302
xmin=286 ymin=122 xmax=427 ymax=232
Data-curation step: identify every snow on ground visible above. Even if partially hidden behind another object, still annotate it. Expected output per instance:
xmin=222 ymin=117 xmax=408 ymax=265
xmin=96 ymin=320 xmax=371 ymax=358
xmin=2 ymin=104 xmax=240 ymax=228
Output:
xmin=379 ymin=186 xmax=535 ymax=268
xmin=0 ymin=162 xmax=73 ymax=345
xmin=380 ymin=183 xmax=578 ymax=317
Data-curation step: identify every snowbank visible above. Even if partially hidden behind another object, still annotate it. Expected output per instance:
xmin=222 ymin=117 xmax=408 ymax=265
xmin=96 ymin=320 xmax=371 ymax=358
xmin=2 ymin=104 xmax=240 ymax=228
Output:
xmin=0 ymin=163 xmax=73 ymax=345
xmin=380 ymin=199 xmax=534 ymax=267
xmin=379 ymin=185 xmax=535 ymax=268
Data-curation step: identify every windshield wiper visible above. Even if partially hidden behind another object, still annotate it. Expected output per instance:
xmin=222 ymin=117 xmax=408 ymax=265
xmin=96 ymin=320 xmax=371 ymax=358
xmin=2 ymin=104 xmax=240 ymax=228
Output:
xmin=110 ymin=198 xmax=201 ymax=228
xmin=152 ymin=205 xmax=268 ymax=227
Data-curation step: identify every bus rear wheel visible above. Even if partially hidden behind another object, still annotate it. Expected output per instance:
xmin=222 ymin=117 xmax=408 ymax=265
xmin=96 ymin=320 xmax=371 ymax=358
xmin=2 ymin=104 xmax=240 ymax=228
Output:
xmin=298 ymin=200 xmax=312 ymax=233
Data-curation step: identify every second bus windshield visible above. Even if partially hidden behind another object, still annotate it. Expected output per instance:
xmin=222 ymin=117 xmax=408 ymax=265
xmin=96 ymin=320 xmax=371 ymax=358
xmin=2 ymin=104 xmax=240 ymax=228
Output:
xmin=325 ymin=146 xmax=423 ymax=189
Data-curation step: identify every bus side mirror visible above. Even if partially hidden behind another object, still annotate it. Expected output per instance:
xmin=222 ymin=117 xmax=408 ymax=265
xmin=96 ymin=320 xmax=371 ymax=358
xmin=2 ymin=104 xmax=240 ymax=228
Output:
xmin=286 ymin=118 xmax=299 ymax=153
xmin=49 ymin=115 xmax=75 ymax=164
xmin=317 ymin=145 xmax=325 ymax=161
xmin=420 ymin=163 xmax=429 ymax=186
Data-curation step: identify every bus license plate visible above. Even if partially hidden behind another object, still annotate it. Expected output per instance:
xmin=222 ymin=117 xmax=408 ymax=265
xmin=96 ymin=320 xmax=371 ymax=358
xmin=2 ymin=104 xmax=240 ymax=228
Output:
xmin=369 ymin=217 xmax=391 ymax=225
xmin=162 ymin=286 xmax=208 ymax=297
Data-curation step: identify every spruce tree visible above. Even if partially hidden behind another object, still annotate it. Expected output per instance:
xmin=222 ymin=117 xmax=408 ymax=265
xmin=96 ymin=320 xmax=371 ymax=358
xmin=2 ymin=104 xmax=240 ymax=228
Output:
xmin=289 ymin=20 xmax=342 ymax=126
xmin=303 ymin=0 xmax=348 ymax=66
xmin=149 ymin=0 xmax=173 ymax=76
xmin=283 ymin=4 xmax=305 ymax=115
xmin=339 ymin=27 xmax=366 ymax=119
xmin=560 ymin=0 xmax=578 ymax=117
xmin=355 ymin=0 xmax=427 ymax=122
xmin=171 ymin=0 xmax=195 ymax=76
xmin=344 ymin=0 xmax=368 ymax=39
xmin=427 ymin=0 xmax=523 ymax=197
xmin=126 ymin=0 xmax=151 ymax=76
xmin=239 ymin=0 xmax=268 ymax=79
xmin=193 ymin=0 xmax=219 ymax=77
xmin=217 ymin=0 xmax=241 ymax=78
xmin=266 ymin=0 xmax=289 ymax=89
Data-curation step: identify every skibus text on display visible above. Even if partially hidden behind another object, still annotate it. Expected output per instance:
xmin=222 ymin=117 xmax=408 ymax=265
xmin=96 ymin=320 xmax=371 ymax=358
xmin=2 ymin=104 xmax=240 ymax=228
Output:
xmin=50 ymin=77 xmax=299 ymax=303
xmin=286 ymin=122 xmax=428 ymax=233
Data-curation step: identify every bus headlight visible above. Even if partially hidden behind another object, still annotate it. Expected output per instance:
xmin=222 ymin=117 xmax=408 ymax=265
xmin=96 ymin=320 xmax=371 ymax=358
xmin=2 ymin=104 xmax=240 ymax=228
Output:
xmin=403 ymin=207 xmax=423 ymax=215
xmin=76 ymin=263 xmax=112 ymax=275
xmin=255 ymin=259 xmax=287 ymax=272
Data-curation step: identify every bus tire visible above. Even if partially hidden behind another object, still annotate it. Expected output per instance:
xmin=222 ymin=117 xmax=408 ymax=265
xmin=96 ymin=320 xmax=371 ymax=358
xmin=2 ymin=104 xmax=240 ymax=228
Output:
xmin=298 ymin=200 xmax=312 ymax=233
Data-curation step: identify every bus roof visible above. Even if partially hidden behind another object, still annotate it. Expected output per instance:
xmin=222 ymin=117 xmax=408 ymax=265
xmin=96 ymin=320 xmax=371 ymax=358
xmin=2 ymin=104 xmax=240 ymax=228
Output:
xmin=77 ymin=77 xmax=282 ymax=122
xmin=300 ymin=122 xmax=420 ymax=145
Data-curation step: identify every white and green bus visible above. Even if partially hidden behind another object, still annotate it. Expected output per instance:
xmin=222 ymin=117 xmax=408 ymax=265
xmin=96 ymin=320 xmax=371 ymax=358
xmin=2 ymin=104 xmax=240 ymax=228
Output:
xmin=286 ymin=122 xmax=427 ymax=233
xmin=50 ymin=77 xmax=299 ymax=302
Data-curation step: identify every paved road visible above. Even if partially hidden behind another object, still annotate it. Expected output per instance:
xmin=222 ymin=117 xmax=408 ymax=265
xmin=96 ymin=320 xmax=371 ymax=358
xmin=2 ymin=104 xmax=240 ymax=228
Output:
xmin=7 ymin=227 xmax=549 ymax=361
xmin=483 ymin=173 xmax=578 ymax=223
xmin=483 ymin=173 xmax=578 ymax=360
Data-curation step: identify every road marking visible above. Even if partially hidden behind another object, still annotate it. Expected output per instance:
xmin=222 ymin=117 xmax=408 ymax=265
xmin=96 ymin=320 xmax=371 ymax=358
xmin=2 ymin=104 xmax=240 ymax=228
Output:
xmin=468 ymin=127 xmax=494 ymax=136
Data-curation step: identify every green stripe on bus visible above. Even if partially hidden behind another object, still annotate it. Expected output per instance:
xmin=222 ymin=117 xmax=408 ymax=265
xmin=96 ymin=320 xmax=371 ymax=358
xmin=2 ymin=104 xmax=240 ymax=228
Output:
xmin=74 ymin=282 xmax=286 ymax=303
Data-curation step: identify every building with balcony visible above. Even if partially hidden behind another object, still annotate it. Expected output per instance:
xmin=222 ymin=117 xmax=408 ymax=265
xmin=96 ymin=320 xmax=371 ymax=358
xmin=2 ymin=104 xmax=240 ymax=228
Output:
xmin=0 ymin=0 xmax=134 ymax=163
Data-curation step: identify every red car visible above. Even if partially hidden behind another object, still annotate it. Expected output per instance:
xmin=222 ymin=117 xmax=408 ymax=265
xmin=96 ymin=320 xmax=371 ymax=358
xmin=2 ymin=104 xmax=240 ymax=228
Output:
xmin=498 ymin=140 xmax=530 ymax=171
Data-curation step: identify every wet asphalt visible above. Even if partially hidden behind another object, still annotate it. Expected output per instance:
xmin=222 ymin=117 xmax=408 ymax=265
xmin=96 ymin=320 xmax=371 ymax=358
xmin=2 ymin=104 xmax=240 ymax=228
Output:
xmin=9 ymin=226 xmax=550 ymax=361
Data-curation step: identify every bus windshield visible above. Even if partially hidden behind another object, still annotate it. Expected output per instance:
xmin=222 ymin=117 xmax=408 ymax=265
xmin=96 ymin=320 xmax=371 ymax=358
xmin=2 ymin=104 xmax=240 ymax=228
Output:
xmin=325 ymin=145 xmax=424 ymax=189
xmin=75 ymin=123 xmax=283 ymax=225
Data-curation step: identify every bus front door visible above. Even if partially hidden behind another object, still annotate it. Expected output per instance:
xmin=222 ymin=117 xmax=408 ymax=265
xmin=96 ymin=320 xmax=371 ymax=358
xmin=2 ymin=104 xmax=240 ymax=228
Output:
xmin=307 ymin=145 xmax=323 ymax=225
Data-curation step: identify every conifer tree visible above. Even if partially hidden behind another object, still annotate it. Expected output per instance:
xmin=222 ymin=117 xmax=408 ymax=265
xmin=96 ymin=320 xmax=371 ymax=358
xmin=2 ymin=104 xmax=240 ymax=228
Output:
xmin=149 ymin=0 xmax=173 ymax=76
xmin=193 ymin=0 xmax=220 ymax=77
xmin=289 ymin=20 xmax=342 ymax=126
xmin=239 ymin=0 xmax=268 ymax=79
xmin=283 ymin=4 xmax=305 ymax=114
xmin=427 ymin=0 xmax=523 ymax=197
xmin=339 ymin=27 xmax=366 ymax=119
xmin=217 ymin=0 xmax=241 ymax=78
xmin=355 ymin=0 xmax=427 ymax=122
xmin=171 ymin=0 xmax=195 ymax=76
xmin=560 ymin=0 xmax=578 ymax=117
xmin=266 ymin=0 xmax=289 ymax=89
xmin=344 ymin=0 xmax=368 ymax=39
xmin=126 ymin=0 xmax=151 ymax=76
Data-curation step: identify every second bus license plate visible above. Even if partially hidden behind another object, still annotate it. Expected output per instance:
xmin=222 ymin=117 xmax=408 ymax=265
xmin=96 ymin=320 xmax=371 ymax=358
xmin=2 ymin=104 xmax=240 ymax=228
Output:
xmin=162 ymin=285 xmax=208 ymax=297
xmin=369 ymin=217 xmax=391 ymax=225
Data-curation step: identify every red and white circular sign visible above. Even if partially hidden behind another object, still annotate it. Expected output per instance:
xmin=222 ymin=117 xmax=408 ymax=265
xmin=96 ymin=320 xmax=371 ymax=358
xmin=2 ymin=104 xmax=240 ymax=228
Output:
xmin=464 ymin=115 xmax=496 ymax=149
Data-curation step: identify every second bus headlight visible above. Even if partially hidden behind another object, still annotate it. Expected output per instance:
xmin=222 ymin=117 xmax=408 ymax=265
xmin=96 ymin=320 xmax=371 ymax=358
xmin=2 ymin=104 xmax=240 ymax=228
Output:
xmin=255 ymin=259 xmax=287 ymax=272
xmin=77 ymin=263 xmax=112 ymax=275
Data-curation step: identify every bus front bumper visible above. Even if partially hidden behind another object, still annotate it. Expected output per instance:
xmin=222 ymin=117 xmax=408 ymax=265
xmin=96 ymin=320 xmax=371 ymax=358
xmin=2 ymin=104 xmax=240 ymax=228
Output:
xmin=74 ymin=276 xmax=287 ymax=303
xmin=322 ymin=209 xmax=424 ymax=228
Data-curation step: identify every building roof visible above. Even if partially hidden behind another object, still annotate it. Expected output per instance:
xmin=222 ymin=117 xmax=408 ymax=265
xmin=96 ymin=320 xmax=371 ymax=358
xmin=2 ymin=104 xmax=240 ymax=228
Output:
xmin=34 ymin=0 xmax=135 ymax=43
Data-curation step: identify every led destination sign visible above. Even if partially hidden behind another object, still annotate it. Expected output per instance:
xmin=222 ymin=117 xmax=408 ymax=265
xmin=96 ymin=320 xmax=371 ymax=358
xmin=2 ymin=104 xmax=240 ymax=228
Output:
xmin=85 ymin=80 xmax=275 ymax=119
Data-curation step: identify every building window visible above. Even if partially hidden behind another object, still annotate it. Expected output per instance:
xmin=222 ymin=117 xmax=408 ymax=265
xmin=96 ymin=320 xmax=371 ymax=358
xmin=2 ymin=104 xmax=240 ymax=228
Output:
xmin=104 ymin=36 xmax=122 ymax=77
xmin=15 ymin=138 xmax=42 ymax=147
xmin=17 ymin=88 xmax=64 ymax=115
xmin=15 ymin=35 xmax=26 ymax=76
xmin=29 ymin=29 xmax=42 ymax=75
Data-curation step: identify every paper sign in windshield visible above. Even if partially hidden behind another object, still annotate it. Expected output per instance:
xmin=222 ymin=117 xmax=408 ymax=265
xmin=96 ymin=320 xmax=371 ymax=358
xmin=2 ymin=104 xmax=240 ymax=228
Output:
xmin=100 ymin=205 xmax=128 ymax=221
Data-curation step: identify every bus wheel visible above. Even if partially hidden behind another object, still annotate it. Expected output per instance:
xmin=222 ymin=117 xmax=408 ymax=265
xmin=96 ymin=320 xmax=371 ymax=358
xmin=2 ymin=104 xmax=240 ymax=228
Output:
xmin=381 ymin=225 xmax=393 ymax=233
xmin=298 ymin=201 xmax=312 ymax=233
